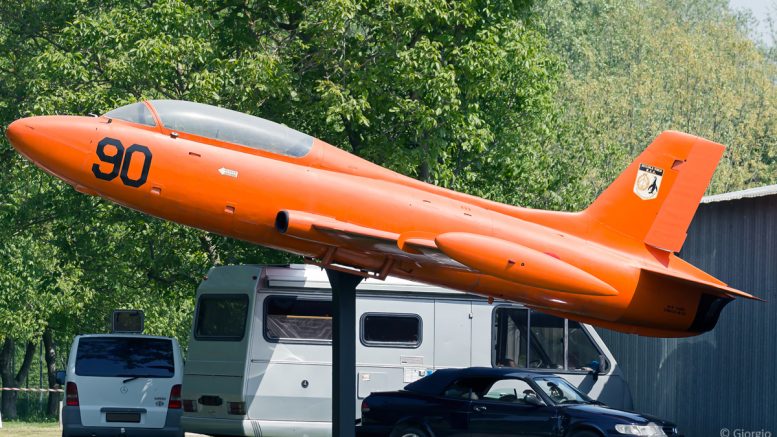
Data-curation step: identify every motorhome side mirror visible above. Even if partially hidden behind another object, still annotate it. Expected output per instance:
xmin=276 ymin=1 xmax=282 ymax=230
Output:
xmin=524 ymin=394 xmax=544 ymax=407
xmin=588 ymin=354 xmax=606 ymax=375
xmin=55 ymin=370 xmax=66 ymax=386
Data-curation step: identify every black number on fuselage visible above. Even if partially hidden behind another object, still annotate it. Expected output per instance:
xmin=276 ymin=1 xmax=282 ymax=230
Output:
xmin=92 ymin=137 xmax=152 ymax=188
xmin=120 ymin=144 xmax=152 ymax=187
xmin=92 ymin=137 xmax=124 ymax=181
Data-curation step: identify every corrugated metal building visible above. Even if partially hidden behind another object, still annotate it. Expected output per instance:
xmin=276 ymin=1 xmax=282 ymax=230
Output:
xmin=597 ymin=185 xmax=777 ymax=437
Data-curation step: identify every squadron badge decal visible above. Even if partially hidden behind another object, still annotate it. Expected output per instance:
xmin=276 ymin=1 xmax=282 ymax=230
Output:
xmin=634 ymin=163 xmax=663 ymax=200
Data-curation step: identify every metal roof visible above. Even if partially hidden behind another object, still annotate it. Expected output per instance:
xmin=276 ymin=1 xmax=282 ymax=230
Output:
xmin=702 ymin=184 xmax=777 ymax=203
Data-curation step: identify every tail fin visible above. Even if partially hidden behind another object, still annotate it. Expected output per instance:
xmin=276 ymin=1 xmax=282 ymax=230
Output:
xmin=584 ymin=131 xmax=724 ymax=252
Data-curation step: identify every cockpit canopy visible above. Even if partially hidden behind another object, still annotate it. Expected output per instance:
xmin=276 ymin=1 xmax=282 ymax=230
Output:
xmin=103 ymin=101 xmax=156 ymax=127
xmin=103 ymin=100 xmax=313 ymax=158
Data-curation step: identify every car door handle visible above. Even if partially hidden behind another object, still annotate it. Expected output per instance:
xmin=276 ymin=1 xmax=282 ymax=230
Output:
xmin=473 ymin=406 xmax=487 ymax=412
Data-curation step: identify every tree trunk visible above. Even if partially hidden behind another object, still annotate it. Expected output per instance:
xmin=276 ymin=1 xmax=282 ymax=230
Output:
xmin=199 ymin=233 xmax=221 ymax=266
xmin=418 ymin=160 xmax=431 ymax=182
xmin=16 ymin=341 xmax=37 ymax=387
xmin=43 ymin=328 xmax=59 ymax=416
xmin=0 ymin=338 xmax=18 ymax=420
xmin=0 ymin=338 xmax=37 ymax=420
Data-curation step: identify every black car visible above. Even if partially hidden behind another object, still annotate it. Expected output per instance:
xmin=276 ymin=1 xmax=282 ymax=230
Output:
xmin=357 ymin=367 xmax=680 ymax=437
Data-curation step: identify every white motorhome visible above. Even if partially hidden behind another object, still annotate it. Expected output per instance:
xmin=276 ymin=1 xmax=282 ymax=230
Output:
xmin=182 ymin=265 xmax=632 ymax=437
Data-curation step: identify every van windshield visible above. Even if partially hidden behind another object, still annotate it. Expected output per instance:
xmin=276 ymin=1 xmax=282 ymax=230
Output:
xmin=75 ymin=337 xmax=174 ymax=378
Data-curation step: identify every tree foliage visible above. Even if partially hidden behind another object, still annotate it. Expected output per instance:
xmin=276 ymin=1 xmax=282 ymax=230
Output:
xmin=0 ymin=1 xmax=568 ymax=418
xmin=537 ymin=0 xmax=777 ymax=196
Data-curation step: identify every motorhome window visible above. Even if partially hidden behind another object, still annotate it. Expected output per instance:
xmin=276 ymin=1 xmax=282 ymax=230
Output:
xmin=494 ymin=308 xmax=607 ymax=372
xmin=528 ymin=313 xmax=565 ymax=369
xmin=75 ymin=337 xmax=174 ymax=378
xmin=194 ymin=294 xmax=248 ymax=341
xmin=361 ymin=313 xmax=421 ymax=347
xmin=103 ymin=102 xmax=157 ymax=127
xmin=568 ymin=320 xmax=608 ymax=372
xmin=264 ymin=296 xmax=332 ymax=343
xmin=493 ymin=307 xmax=529 ymax=368
xmin=149 ymin=100 xmax=314 ymax=157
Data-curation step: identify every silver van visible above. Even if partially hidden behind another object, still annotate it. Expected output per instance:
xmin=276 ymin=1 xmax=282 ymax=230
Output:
xmin=182 ymin=265 xmax=632 ymax=437
xmin=60 ymin=334 xmax=184 ymax=437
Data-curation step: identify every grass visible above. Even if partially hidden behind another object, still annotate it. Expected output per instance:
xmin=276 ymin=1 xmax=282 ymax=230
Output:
xmin=0 ymin=421 xmax=59 ymax=436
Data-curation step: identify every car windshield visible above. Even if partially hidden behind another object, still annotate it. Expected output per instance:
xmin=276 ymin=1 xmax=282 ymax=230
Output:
xmin=533 ymin=376 xmax=594 ymax=405
xmin=75 ymin=337 xmax=174 ymax=378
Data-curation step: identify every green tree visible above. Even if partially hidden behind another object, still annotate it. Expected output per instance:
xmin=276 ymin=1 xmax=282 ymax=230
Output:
xmin=536 ymin=0 xmax=777 ymax=196
xmin=0 ymin=0 xmax=566 ymax=418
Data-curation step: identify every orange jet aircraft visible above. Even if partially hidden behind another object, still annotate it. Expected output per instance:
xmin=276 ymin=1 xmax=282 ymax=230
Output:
xmin=5 ymin=100 xmax=760 ymax=337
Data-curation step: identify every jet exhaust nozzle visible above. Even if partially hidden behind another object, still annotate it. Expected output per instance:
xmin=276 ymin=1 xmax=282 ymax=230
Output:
xmin=275 ymin=211 xmax=291 ymax=233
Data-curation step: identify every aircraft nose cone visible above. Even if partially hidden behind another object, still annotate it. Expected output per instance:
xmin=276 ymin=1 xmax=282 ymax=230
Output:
xmin=5 ymin=116 xmax=57 ymax=163
xmin=5 ymin=118 xmax=32 ymax=155
xmin=5 ymin=115 xmax=96 ymax=183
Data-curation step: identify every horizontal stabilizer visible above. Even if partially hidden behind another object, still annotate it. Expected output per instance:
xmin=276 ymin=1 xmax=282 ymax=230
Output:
xmin=640 ymin=265 xmax=762 ymax=301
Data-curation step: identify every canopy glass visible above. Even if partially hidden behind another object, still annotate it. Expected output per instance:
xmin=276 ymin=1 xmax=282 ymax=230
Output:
xmin=105 ymin=100 xmax=314 ymax=158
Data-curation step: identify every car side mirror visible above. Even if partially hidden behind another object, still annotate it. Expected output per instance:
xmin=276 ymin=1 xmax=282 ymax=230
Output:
xmin=524 ymin=394 xmax=544 ymax=407
xmin=55 ymin=370 xmax=66 ymax=386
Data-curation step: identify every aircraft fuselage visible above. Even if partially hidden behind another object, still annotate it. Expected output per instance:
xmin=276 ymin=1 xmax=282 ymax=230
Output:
xmin=7 ymin=101 xmax=758 ymax=337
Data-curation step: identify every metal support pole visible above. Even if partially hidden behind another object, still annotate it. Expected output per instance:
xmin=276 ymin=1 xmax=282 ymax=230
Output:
xmin=326 ymin=269 xmax=363 ymax=437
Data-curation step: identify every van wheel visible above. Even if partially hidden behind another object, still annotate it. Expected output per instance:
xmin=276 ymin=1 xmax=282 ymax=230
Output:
xmin=391 ymin=425 xmax=430 ymax=437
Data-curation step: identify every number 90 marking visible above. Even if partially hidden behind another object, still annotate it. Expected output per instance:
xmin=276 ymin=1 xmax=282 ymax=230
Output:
xmin=92 ymin=137 xmax=152 ymax=188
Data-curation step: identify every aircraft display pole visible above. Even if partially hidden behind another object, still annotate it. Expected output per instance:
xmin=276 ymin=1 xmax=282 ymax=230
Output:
xmin=326 ymin=269 xmax=363 ymax=437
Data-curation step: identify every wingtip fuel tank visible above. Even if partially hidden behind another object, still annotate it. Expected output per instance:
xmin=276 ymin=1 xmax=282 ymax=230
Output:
xmin=434 ymin=232 xmax=619 ymax=297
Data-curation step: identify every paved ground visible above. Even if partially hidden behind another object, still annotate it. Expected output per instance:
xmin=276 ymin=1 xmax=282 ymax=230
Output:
xmin=0 ymin=423 xmax=209 ymax=436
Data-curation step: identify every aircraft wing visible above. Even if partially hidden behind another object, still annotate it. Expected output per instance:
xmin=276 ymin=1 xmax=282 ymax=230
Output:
xmin=275 ymin=210 xmax=472 ymax=270
xmin=276 ymin=211 xmax=618 ymax=296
